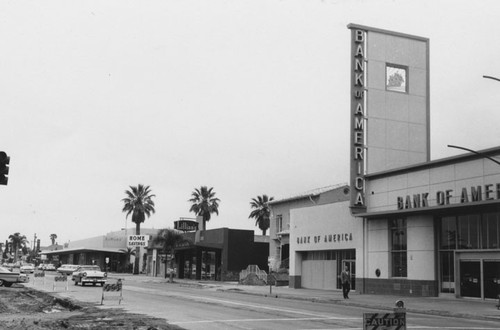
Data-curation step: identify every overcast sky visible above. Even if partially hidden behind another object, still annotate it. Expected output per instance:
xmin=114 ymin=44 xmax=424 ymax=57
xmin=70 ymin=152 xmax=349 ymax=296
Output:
xmin=1 ymin=0 xmax=499 ymax=247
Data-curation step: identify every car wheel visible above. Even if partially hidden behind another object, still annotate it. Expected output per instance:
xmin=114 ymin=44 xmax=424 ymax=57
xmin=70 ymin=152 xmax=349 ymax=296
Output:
xmin=0 ymin=279 xmax=4 ymax=287
xmin=4 ymin=282 xmax=13 ymax=287
xmin=74 ymin=280 xmax=78 ymax=286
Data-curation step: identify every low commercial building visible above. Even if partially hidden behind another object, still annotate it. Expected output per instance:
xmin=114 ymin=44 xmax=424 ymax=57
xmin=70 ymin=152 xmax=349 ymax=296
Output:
xmin=146 ymin=227 xmax=269 ymax=281
xmin=41 ymin=228 xmax=158 ymax=272
xmin=269 ymin=185 xmax=362 ymax=291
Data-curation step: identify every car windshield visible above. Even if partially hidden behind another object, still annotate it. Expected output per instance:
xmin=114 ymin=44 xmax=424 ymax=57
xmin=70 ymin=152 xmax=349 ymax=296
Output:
xmin=60 ymin=265 xmax=77 ymax=269
xmin=0 ymin=266 xmax=12 ymax=273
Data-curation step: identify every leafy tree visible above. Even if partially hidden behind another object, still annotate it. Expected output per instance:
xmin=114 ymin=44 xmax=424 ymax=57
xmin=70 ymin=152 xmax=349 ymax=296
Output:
xmin=8 ymin=232 xmax=27 ymax=262
xmin=188 ymin=186 xmax=220 ymax=231
xmin=153 ymin=228 xmax=189 ymax=282
xmin=248 ymin=195 xmax=274 ymax=235
xmin=49 ymin=233 xmax=58 ymax=245
xmin=121 ymin=184 xmax=156 ymax=274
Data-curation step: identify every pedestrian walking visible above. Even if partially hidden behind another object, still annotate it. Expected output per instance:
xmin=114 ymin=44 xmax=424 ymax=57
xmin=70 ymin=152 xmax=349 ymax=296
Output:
xmin=341 ymin=265 xmax=351 ymax=299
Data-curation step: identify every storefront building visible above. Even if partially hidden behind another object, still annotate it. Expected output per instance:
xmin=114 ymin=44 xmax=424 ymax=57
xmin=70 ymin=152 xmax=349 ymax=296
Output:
xmin=146 ymin=227 xmax=269 ymax=281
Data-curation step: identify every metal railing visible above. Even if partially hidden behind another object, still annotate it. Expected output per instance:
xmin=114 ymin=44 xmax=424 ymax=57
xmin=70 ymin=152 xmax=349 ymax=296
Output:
xmin=239 ymin=265 xmax=268 ymax=283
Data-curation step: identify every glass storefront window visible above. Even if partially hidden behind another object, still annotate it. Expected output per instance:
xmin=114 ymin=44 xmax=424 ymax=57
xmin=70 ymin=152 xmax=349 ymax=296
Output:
xmin=439 ymin=212 xmax=500 ymax=297
xmin=390 ymin=218 xmax=407 ymax=277
xmin=482 ymin=213 xmax=500 ymax=249
xmin=458 ymin=215 xmax=480 ymax=249
xmin=440 ymin=216 xmax=457 ymax=250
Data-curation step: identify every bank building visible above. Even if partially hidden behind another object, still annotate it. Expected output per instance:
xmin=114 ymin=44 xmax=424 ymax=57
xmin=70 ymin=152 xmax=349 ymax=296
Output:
xmin=276 ymin=24 xmax=500 ymax=300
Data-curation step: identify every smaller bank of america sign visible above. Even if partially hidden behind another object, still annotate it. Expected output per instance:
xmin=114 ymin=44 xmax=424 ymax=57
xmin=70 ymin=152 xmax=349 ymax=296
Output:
xmin=127 ymin=235 xmax=149 ymax=247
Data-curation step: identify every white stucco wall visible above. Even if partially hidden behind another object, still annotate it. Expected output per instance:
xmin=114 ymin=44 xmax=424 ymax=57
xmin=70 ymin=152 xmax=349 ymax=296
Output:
xmin=367 ymin=219 xmax=389 ymax=279
xmin=407 ymin=216 xmax=434 ymax=280
xmin=289 ymin=201 xmax=362 ymax=277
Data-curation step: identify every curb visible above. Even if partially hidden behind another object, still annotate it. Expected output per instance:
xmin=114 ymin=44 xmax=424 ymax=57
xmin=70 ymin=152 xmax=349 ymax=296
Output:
xmin=216 ymin=287 xmax=500 ymax=322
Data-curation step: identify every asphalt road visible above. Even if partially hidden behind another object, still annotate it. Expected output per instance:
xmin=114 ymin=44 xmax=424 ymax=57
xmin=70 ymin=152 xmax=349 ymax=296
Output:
xmin=28 ymin=273 xmax=500 ymax=330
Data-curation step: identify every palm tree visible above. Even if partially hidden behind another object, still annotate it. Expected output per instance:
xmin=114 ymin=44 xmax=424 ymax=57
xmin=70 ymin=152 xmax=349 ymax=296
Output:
xmin=9 ymin=232 xmax=27 ymax=263
xmin=188 ymin=186 xmax=220 ymax=231
xmin=153 ymin=229 xmax=188 ymax=282
xmin=121 ymin=184 xmax=156 ymax=274
xmin=119 ymin=247 xmax=136 ymax=273
xmin=49 ymin=233 xmax=57 ymax=245
xmin=249 ymin=195 xmax=274 ymax=235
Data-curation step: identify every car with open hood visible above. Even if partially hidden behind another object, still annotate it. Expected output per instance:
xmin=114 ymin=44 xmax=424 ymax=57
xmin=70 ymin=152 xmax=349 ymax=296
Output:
xmin=71 ymin=265 xmax=107 ymax=286
xmin=0 ymin=266 xmax=29 ymax=287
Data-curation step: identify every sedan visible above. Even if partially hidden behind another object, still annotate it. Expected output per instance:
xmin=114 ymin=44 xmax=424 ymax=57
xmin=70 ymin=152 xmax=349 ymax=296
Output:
xmin=0 ymin=266 xmax=29 ymax=287
xmin=71 ymin=265 xmax=107 ymax=286
xmin=44 ymin=264 xmax=56 ymax=271
xmin=20 ymin=264 xmax=35 ymax=274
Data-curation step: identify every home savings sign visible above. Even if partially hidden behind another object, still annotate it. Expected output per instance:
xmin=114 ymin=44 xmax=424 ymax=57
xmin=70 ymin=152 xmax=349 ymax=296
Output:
xmin=127 ymin=235 xmax=149 ymax=247
xmin=349 ymin=27 xmax=367 ymax=213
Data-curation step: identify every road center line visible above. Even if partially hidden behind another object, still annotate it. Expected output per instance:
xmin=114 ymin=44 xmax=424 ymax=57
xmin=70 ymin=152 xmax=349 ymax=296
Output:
xmin=171 ymin=316 xmax=358 ymax=325
xmin=125 ymin=286 xmax=342 ymax=318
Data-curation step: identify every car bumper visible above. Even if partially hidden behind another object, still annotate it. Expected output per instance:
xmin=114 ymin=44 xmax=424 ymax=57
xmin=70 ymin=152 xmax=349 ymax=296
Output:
xmin=81 ymin=278 xmax=106 ymax=284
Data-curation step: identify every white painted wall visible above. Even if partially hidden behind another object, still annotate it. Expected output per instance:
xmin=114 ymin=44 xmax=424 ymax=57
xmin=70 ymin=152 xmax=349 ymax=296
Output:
xmin=289 ymin=201 xmax=362 ymax=277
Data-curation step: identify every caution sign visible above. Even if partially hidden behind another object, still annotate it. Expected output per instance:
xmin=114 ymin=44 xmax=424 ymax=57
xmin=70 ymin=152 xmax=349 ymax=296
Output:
xmin=363 ymin=313 xmax=406 ymax=330
xmin=53 ymin=275 xmax=68 ymax=291
xmin=101 ymin=279 xmax=123 ymax=305
xmin=127 ymin=235 xmax=149 ymax=247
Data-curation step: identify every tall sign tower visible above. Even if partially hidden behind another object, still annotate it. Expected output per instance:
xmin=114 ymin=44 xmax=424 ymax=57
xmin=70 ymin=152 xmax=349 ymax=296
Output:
xmin=348 ymin=24 xmax=430 ymax=213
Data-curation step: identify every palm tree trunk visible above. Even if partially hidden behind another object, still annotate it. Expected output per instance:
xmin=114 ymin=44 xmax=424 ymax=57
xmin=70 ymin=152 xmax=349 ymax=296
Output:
xmin=169 ymin=248 xmax=174 ymax=283
xmin=134 ymin=222 xmax=140 ymax=275
xmin=13 ymin=243 xmax=18 ymax=262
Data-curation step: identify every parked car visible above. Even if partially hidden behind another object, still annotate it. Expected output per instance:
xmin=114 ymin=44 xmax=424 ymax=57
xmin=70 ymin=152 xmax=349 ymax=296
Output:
xmin=71 ymin=265 xmax=107 ymax=286
xmin=0 ymin=266 xmax=29 ymax=287
xmin=44 ymin=264 xmax=56 ymax=271
xmin=20 ymin=264 xmax=35 ymax=274
xmin=57 ymin=264 xmax=79 ymax=275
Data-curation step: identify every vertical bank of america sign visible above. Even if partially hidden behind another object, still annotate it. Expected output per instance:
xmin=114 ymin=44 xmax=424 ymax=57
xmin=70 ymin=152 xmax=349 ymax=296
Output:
xmin=350 ymin=28 xmax=366 ymax=213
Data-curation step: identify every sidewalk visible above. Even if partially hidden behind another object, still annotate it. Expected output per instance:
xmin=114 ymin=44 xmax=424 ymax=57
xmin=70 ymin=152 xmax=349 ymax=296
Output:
xmin=113 ymin=273 xmax=500 ymax=322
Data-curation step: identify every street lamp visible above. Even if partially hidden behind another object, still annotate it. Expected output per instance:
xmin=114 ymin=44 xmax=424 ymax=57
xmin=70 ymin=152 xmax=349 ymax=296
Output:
xmin=447 ymin=145 xmax=500 ymax=166
xmin=483 ymin=75 xmax=500 ymax=82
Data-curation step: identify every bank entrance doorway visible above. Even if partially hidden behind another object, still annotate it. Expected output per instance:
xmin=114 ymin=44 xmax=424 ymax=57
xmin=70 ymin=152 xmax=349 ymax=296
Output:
xmin=458 ymin=254 xmax=500 ymax=299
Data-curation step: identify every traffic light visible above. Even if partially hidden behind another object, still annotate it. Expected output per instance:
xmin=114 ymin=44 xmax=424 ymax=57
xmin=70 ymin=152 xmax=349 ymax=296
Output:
xmin=0 ymin=151 xmax=10 ymax=185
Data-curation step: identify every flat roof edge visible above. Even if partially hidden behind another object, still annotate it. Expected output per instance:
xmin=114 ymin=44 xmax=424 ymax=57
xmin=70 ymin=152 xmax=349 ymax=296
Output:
xmin=347 ymin=23 xmax=429 ymax=42
xmin=366 ymin=146 xmax=500 ymax=179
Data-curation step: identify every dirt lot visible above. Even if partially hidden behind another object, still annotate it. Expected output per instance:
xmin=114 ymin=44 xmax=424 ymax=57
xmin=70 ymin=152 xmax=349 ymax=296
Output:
xmin=0 ymin=285 xmax=183 ymax=329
